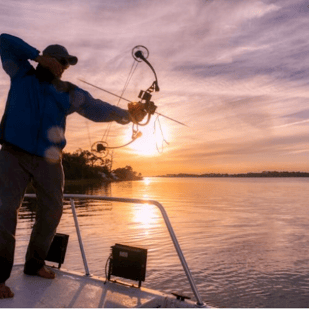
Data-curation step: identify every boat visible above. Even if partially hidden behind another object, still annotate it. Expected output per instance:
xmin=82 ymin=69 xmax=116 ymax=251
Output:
xmin=1 ymin=194 xmax=209 ymax=308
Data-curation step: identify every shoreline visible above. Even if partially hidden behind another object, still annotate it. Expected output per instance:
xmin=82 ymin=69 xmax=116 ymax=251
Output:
xmin=64 ymin=177 xmax=143 ymax=185
xmin=156 ymin=171 xmax=309 ymax=178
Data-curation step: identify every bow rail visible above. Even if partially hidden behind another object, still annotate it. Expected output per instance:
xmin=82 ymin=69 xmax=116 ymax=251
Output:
xmin=24 ymin=193 xmax=205 ymax=307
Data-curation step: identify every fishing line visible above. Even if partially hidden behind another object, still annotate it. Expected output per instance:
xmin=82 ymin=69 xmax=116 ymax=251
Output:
xmin=154 ymin=115 xmax=169 ymax=153
xmin=86 ymin=119 xmax=93 ymax=150
xmin=101 ymin=59 xmax=139 ymax=143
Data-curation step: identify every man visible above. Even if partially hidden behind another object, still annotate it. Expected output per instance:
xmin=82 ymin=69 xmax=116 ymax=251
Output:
xmin=0 ymin=33 xmax=145 ymax=298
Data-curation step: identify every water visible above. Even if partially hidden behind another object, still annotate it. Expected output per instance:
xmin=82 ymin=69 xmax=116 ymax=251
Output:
xmin=15 ymin=177 xmax=309 ymax=308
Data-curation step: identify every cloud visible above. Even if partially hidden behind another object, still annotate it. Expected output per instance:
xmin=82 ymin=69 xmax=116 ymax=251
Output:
xmin=283 ymin=109 xmax=309 ymax=120
xmin=173 ymin=0 xmax=309 ymax=84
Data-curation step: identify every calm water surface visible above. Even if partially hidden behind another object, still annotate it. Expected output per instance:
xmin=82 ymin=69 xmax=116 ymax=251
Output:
xmin=15 ymin=177 xmax=309 ymax=308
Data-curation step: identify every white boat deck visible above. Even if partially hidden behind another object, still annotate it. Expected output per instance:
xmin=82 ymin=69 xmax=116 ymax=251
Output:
xmin=1 ymin=265 xmax=196 ymax=308
xmin=2 ymin=194 xmax=208 ymax=308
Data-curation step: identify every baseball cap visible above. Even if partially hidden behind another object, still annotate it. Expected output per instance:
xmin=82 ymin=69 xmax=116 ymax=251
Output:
xmin=43 ymin=44 xmax=78 ymax=65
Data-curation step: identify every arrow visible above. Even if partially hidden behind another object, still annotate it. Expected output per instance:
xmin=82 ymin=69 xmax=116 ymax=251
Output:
xmin=78 ymin=79 xmax=188 ymax=127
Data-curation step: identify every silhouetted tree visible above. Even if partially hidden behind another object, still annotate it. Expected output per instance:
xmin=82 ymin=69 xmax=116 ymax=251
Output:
xmin=62 ymin=150 xmax=142 ymax=181
xmin=113 ymin=165 xmax=141 ymax=181
xmin=62 ymin=149 xmax=108 ymax=180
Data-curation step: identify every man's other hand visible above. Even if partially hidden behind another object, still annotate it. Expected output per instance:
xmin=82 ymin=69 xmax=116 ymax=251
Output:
xmin=34 ymin=55 xmax=64 ymax=78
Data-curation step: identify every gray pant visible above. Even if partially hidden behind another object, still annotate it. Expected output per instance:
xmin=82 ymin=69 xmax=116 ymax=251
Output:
xmin=0 ymin=144 xmax=64 ymax=283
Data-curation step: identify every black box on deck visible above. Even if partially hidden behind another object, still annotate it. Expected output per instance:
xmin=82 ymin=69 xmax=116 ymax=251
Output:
xmin=46 ymin=233 xmax=69 ymax=268
xmin=108 ymin=243 xmax=147 ymax=287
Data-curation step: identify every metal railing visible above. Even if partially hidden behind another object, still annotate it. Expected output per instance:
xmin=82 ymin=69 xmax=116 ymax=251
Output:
xmin=25 ymin=193 xmax=205 ymax=307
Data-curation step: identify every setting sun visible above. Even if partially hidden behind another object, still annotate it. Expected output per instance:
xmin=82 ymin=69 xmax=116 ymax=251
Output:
xmin=125 ymin=118 xmax=170 ymax=156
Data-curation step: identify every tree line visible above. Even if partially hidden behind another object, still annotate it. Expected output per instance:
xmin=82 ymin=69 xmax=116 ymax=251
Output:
xmin=62 ymin=149 xmax=142 ymax=181
xmin=160 ymin=171 xmax=309 ymax=178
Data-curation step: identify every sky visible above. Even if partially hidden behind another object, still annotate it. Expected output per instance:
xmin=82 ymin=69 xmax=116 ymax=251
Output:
xmin=0 ymin=0 xmax=308 ymax=176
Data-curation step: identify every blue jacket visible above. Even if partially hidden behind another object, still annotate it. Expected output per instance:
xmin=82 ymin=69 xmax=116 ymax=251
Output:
xmin=0 ymin=33 xmax=130 ymax=160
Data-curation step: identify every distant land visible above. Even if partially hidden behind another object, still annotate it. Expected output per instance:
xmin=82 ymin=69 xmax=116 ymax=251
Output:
xmin=158 ymin=171 xmax=309 ymax=178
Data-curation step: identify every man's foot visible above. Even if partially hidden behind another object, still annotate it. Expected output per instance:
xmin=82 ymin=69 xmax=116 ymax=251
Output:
xmin=0 ymin=283 xmax=14 ymax=299
xmin=36 ymin=266 xmax=55 ymax=279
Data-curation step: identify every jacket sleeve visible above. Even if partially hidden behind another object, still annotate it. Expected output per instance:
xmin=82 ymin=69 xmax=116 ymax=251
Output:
xmin=68 ymin=86 xmax=131 ymax=124
xmin=0 ymin=33 xmax=39 ymax=78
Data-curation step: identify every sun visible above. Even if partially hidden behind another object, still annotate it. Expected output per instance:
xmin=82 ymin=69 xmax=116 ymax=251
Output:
xmin=125 ymin=119 xmax=169 ymax=156
xmin=130 ymin=135 xmax=158 ymax=156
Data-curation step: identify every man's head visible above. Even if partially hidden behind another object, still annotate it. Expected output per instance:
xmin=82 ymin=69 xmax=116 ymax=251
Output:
xmin=43 ymin=44 xmax=78 ymax=67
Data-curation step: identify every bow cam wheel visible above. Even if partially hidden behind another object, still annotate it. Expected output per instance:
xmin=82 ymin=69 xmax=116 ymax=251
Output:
xmin=91 ymin=141 xmax=109 ymax=158
xmin=132 ymin=45 xmax=149 ymax=62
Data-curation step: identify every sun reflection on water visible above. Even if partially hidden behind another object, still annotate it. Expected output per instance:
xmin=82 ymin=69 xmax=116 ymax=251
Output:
xmin=143 ymin=177 xmax=152 ymax=186
xmin=132 ymin=204 xmax=158 ymax=231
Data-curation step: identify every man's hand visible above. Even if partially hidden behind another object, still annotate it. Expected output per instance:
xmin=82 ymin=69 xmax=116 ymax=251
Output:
xmin=34 ymin=55 xmax=64 ymax=78
xmin=128 ymin=102 xmax=147 ymax=124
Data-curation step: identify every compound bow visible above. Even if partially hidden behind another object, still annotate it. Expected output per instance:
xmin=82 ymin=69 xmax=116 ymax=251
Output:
xmin=80 ymin=45 xmax=185 ymax=158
